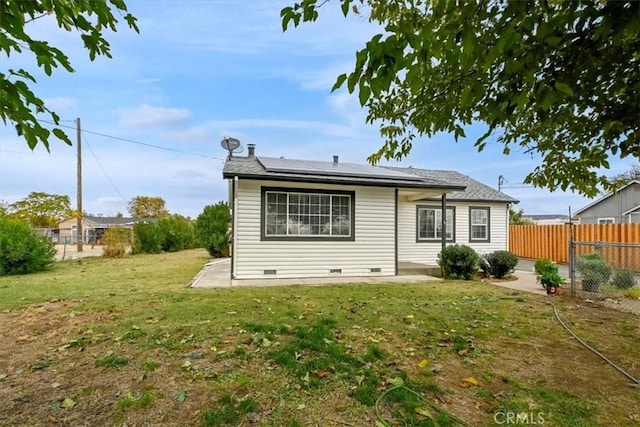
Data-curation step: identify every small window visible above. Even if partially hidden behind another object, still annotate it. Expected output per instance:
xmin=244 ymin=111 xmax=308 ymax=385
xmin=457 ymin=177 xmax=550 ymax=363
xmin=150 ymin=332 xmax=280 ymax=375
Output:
xmin=416 ymin=206 xmax=455 ymax=242
xmin=469 ymin=207 xmax=490 ymax=242
xmin=261 ymin=187 xmax=355 ymax=241
xmin=597 ymin=217 xmax=615 ymax=224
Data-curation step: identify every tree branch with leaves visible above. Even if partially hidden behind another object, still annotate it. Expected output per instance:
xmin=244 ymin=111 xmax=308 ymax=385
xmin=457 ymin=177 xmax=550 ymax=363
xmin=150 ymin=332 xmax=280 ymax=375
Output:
xmin=282 ymin=0 xmax=639 ymax=197
xmin=0 ymin=0 xmax=138 ymax=150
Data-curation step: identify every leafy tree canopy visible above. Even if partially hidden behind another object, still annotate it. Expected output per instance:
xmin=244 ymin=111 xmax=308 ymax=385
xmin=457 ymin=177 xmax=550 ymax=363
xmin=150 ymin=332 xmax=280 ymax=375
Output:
xmin=282 ymin=0 xmax=639 ymax=197
xmin=128 ymin=196 xmax=169 ymax=219
xmin=608 ymin=162 xmax=640 ymax=186
xmin=8 ymin=191 xmax=72 ymax=227
xmin=509 ymin=208 xmax=534 ymax=225
xmin=1 ymin=0 xmax=138 ymax=150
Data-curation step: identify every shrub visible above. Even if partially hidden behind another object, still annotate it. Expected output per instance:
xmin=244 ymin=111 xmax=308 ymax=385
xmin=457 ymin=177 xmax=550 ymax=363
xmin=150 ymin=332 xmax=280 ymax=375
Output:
xmin=626 ymin=286 xmax=640 ymax=300
xmin=102 ymin=227 xmax=131 ymax=258
xmin=195 ymin=202 xmax=231 ymax=258
xmin=483 ymin=250 xmax=518 ymax=279
xmin=536 ymin=260 xmax=564 ymax=288
xmin=132 ymin=221 xmax=162 ymax=254
xmin=534 ymin=258 xmax=556 ymax=275
xmin=437 ymin=245 xmax=479 ymax=280
xmin=611 ymin=269 xmax=637 ymax=290
xmin=0 ymin=217 xmax=56 ymax=275
xmin=157 ymin=215 xmax=195 ymax=252
xmin=576 ymin=252 xmax=612 ymax=284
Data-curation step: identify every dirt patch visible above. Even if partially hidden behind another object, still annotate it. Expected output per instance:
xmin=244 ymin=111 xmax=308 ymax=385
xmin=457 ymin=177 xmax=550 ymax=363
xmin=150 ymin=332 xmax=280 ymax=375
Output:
xmin=55 ymin=245 xmax=104 ymax=261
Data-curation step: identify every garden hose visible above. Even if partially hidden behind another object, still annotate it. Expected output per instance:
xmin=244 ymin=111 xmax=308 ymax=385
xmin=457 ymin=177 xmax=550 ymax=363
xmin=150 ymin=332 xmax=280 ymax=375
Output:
xmin=374 ymin=295 xmax=638 ymax=427
xmin=501 ymin=296 xmax=640 ymax=386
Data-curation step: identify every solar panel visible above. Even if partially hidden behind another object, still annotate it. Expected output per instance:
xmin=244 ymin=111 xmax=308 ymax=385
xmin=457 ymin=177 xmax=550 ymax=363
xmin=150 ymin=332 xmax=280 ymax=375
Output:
xmin=258 ymin=157 xmax=424 ymax=181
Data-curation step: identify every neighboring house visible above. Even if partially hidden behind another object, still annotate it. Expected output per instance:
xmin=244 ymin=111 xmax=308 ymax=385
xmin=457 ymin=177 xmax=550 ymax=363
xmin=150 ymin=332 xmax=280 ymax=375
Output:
xmin=58 ymin=216 xmax=137 ymax=244
xmin=222 ymin=144 xmax=518 ymax=280
xmin=523 ymin=214 xmax=570 ymax=225
xmin=574 ymin=181 xmax=640 ymax=224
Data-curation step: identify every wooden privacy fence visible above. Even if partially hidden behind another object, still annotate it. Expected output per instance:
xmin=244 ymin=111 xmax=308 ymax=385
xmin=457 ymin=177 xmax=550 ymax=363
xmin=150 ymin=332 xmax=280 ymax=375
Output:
xmin=509 ymin=223 xmax=640 ymax=264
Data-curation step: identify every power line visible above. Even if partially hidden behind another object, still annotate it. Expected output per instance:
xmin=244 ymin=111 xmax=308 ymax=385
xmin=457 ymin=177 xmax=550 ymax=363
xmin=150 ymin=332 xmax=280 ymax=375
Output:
xmin=40 ymin=120 xmax=225 ymax=161
xmin=81 ymin=131 xmax=128 ymax=204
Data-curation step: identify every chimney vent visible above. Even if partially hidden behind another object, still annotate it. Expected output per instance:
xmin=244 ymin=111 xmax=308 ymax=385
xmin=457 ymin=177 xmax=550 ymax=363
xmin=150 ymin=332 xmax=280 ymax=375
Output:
xmin=333 ymin=155 xmax=339 ymax=164
xmin=247 ymin=144 xmax=256 ymax=158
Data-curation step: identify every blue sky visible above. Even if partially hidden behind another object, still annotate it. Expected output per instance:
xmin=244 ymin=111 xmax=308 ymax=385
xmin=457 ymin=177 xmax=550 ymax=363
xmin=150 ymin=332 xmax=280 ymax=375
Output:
xmin=0 ymin=1 xmax=633 ymax=218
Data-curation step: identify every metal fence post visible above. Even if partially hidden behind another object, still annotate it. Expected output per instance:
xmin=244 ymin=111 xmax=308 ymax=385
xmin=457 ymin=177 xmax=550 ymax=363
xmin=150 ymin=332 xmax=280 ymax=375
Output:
xmin=569 ymin=239 xmax=575 ymax=297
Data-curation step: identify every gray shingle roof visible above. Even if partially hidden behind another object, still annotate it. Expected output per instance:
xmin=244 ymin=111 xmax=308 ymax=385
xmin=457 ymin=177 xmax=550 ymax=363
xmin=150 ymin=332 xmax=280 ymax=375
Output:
xmin=384 ymin=167 xmax=518 ymax=203
xmin=222 ymin=156 xmax=518 ymax=203
xmin=85 ymin=216 xmax=136 ymax=226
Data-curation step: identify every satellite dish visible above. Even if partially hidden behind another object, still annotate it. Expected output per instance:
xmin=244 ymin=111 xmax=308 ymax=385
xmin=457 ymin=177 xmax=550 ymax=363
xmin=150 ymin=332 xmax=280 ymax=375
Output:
xmin=220 ymin=137 xmax=243 ymax=157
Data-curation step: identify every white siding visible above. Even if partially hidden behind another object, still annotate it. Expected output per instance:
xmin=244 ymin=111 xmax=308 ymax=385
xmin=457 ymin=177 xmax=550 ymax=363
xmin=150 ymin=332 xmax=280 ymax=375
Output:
xmin=398 ymin=197 xmax=509 ymax=264
xmin=234 ymin=180 xmax=396 ymax=279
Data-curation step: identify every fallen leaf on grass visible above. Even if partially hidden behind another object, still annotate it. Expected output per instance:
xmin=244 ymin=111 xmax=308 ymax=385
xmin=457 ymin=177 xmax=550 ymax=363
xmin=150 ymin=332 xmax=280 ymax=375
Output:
xmin=417 ymin=359 xmax=429 ymax=369
xmin=459 ymin=376 xmax=479 ymax=387
xmin=175 ymin=390 xmax=188 ymax=403
xmin=296 ymin=403 xmax=306 ymax=410
xmin=389 ymin=377 xmax=404 ymax=387
xmin=415 ymin=407 xmax=433 ymax=418
xmin=312 ymin=369 xmax=329 ymax=378
xmin=61 ymin=398 xmax=76 ymax=408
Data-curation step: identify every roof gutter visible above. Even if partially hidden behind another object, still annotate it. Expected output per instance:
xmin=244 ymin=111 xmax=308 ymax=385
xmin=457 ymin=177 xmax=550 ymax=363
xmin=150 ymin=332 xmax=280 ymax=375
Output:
xmin=221 ymin=172 xmax=466 ymax=192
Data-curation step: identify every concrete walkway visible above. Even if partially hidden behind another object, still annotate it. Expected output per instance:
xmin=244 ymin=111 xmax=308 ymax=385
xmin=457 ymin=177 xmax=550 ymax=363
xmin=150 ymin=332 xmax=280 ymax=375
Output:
xmin=489 ymin=269 xmax=547 ymax=296
xmin=188 ymin=258 xmax=441 ymax=288
xmin=189 ymin=259 xmax=540 ymax=291
xmin=187 ymin=260 xmax=639 ymax=315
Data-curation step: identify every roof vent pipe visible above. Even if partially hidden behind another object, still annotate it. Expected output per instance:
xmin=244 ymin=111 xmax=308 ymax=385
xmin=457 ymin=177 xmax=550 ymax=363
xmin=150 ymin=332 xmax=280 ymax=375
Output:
xmin=247 ymin=144 xmax=256 ymax=158
xmin=333 ymin=155 xmax=339 ymax=164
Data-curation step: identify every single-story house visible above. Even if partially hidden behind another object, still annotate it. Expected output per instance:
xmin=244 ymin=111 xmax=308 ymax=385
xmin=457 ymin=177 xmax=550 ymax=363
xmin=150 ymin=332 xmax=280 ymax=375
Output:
xmin=574 ymin=180 xmax=640 ymax=224
xmin=222 ymin=144 xmax=518 ymax=280
xmin=58 ymin=216 xmax=137 ymax=244
xmin=523 ymin=214 xmax=570 ymax=225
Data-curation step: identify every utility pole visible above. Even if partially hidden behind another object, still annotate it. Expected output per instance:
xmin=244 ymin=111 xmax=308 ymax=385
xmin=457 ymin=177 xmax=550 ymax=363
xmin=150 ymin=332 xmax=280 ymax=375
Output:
xmin=498 ymin=175 xmax=505 ymax=192
xmin=76 ymin=118 xmax=83 ymax=252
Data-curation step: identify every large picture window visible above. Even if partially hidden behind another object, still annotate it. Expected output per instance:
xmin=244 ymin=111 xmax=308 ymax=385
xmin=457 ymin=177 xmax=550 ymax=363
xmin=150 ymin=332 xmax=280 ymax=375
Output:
xmin=469 ymin=207 xmax=490 ymax=242
xmin=416 ymin=206 xmax=455 ymax=242
xmin=262 ymin=188 xmax=354 ymax=240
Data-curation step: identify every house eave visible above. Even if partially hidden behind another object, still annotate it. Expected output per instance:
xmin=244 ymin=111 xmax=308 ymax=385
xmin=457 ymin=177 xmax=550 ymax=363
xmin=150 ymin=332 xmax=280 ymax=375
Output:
xmin=222 ymin=172 xmax=466 ymax=192
xmin=622 ymin=204 xmax=640 ymax=216
xmin=414 ymin=197 xmax=519 ymax=204
xmin=574 ymin=180 xmax=640 ymax=215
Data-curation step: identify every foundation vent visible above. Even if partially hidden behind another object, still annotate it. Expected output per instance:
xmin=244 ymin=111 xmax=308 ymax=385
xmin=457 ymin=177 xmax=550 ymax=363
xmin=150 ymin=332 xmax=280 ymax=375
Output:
xmin=329 ymin=268 xmax=342 ymax=274
xmin=370 ymin=267 xmax=382 ymax=273
xmin=263 ymin=269 xmax=277 ymax=275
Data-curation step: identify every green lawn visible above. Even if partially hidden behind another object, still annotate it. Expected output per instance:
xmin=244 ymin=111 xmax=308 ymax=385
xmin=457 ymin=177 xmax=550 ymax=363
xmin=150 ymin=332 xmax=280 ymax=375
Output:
xmin=0 ymin=249 xmax=638 ymax=426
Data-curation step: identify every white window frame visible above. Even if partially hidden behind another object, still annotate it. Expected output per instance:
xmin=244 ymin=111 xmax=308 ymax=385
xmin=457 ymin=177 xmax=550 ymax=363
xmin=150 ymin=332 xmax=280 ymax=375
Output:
xmin=469 ymin=207 xmax=490 ymax=242
xmin=416 ymin=206 xmax=455 ymax=242
xmin=262 ymin=188 xmax=354 ymax=241
xmin=597 ymin=217 xmax=615 ymax=224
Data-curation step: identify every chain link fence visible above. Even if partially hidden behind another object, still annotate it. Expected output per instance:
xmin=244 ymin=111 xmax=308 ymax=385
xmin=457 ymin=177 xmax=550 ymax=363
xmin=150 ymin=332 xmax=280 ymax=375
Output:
xmin=569 ymin=241 xmax=640 ymax=315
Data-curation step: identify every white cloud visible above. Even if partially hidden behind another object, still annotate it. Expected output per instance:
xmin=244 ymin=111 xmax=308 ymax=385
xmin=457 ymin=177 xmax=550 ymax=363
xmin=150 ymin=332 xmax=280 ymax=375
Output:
xmin=205 ymin=118 xmax=359 ymax=139
xmin=117 ymin=104 xmax=192 ymax=129
xmin=42 ymin=97 xmax=77 ymax=113
xmin=170 ymin=126 xmax=213 ymax=143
